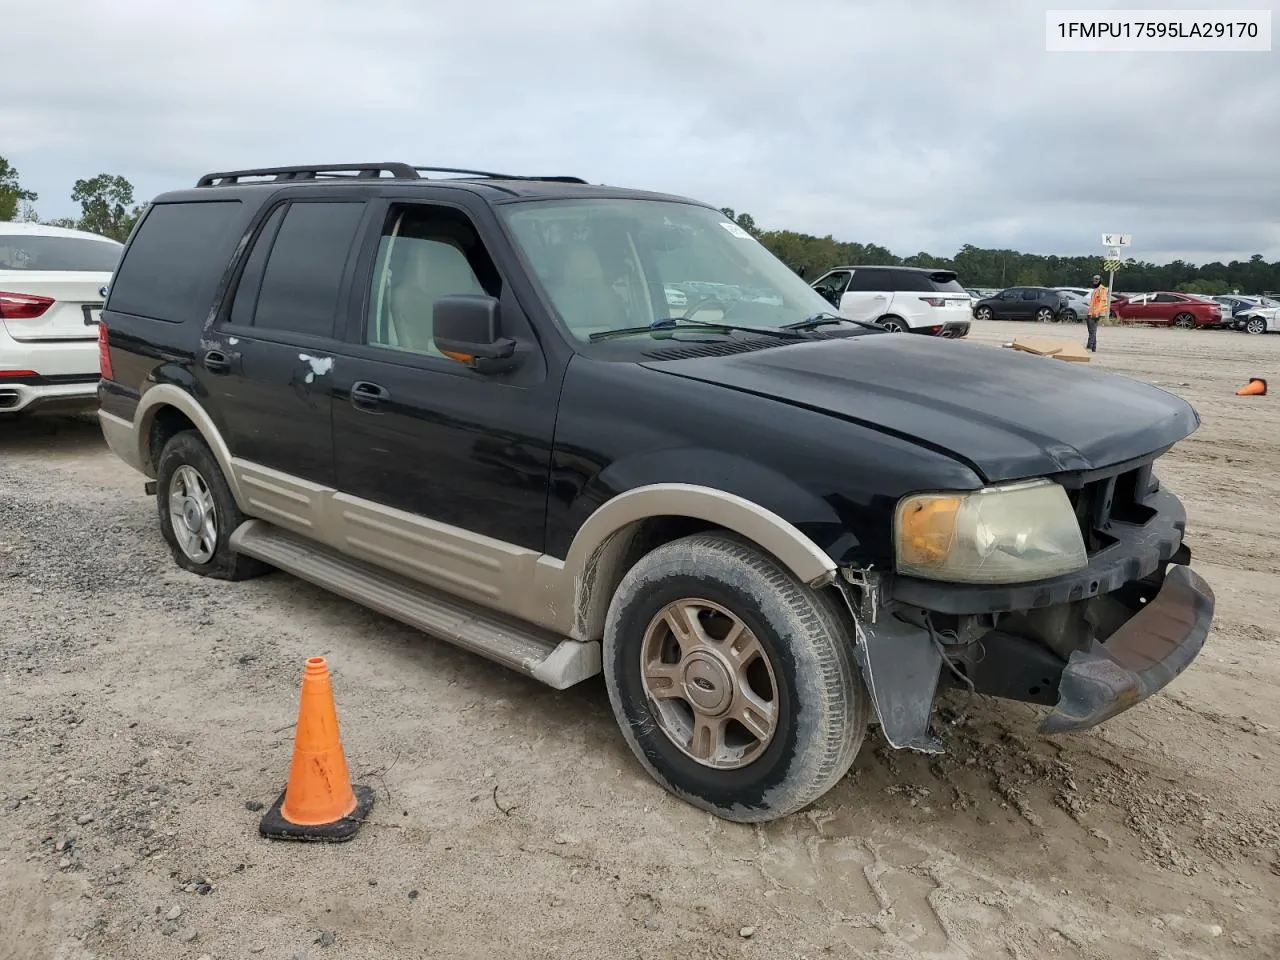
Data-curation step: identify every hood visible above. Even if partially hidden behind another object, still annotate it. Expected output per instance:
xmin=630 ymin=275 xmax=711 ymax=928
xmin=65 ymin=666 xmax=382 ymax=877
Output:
xmin=641 ymin=334 xmax=1199 ymax=483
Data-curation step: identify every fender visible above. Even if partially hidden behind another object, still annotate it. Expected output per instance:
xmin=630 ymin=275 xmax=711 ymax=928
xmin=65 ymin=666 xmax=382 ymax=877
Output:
xmin=549 ymin=480 xmax=838 ymax=642
xmin=125 ymin=383 xmax=249 ymax=511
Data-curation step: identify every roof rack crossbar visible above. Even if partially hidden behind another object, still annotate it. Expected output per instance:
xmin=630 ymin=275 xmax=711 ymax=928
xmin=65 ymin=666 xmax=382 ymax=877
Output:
xmin=196 ymin=163 xmax=421 ymax=187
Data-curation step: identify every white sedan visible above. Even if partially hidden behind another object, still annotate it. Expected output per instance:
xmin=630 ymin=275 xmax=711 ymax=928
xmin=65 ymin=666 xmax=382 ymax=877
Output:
xmin=1239 ymin=305 xmax=1279 ymax=335
xmin=0 ymin=221 xmax=122 ymax=417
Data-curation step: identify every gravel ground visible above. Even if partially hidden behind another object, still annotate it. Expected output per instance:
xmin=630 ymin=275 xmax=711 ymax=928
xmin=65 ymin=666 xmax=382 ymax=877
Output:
xmin=2 ymin=319 xmax=1278 ymax=960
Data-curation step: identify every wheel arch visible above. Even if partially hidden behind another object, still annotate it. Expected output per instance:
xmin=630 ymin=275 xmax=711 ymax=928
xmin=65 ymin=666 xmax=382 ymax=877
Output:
xmin=133 ymin=385 xmax=247 ymax=509
xmin=561 ymin=483 xmax=839 ymax=643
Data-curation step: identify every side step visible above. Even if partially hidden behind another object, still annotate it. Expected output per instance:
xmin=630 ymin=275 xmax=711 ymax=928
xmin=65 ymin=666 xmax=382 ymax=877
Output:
xmin=229 ymin=520 xmax=601 ymax=690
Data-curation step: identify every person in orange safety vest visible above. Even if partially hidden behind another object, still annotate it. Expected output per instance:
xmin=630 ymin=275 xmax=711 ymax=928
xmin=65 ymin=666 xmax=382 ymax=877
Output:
xmin=1085 ymin=274 xmax=1108 ymax=353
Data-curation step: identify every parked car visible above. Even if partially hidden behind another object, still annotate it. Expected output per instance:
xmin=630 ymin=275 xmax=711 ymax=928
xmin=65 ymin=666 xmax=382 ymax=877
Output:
xmin=1237 ymin=303 xmax=1279 ymax=335
xmin=973 ymin=286 xmax=1071 ymax=323
xmin=0 ymin=221 xmax=122 ymax=417
xmin=1053 ymin=288 xmax=1090 ymax=322
xmin=809 ymin=265 xmax=971 ymax=337
xmin=96 ymin=161 xmax=1214 ymax=824
xmin=1113 ymin=292 xmax=1221 ymax=329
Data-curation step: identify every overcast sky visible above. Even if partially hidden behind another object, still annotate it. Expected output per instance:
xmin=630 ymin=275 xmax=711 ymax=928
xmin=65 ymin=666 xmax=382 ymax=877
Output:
xmin=5 ymin=0 xmax=1278 ymax=263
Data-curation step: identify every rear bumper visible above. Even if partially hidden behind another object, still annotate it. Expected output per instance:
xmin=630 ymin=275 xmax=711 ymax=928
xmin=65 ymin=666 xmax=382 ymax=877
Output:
xmin=1040 ymin=563 xmax=1213 ymax=733
xmin=910 ymin=319 xmax=971 ymax=338
xmin=0 ymin=375 xmax=100 ymax=415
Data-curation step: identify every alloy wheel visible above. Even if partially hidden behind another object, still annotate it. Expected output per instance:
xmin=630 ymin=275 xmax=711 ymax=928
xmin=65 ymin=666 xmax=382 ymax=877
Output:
xmin=168 ymin=465 xmax=218 ymax=563
xmin=640 ymin=597 xmax=779 ymax=770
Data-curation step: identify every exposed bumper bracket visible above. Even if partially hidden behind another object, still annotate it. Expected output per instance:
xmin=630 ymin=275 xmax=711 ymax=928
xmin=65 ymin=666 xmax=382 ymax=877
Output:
xmin=1041 ymin=563 xmax=1214 ymax=734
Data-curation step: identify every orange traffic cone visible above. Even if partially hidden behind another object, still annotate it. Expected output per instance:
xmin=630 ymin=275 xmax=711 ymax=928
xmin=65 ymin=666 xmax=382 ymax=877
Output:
xmin=1236 ymin=378 xmax=1267 ymax=396
xmin=259 ymin=657 xmax=374 ymax=842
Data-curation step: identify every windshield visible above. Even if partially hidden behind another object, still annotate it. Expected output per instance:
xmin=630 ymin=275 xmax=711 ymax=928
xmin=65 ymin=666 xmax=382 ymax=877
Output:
xmin=0 ymin=234 xmax=123 ymax=272
xmin=500 ymin=198 xmax=840 ymax=342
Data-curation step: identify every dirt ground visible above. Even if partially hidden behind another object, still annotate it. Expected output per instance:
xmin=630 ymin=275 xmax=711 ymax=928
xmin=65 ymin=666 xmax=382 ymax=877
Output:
xmin=2 ymin=319 xmax=1278 ymax=960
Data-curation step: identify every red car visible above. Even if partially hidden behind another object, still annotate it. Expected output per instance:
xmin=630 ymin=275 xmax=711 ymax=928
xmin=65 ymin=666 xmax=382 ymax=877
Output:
xmin=1113 ymin=292 xmax=1221 ymax=329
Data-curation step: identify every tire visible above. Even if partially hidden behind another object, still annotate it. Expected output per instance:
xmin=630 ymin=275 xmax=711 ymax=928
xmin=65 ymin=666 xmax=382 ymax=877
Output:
xmin=1064 ymin=309 xmax=1080 ymax=323
xmin=974 ymin=306 xmax=993 ymax=321
xmin=1244 ymin=317 xmax=1266 ymax=335
xmin=1172 ymin=313 xmax=1196 ymax=329
xmin=1035 ymin=307 xmax=1055 ymax=323
xmin=155 ymin=430 xmax=270 ymax=581
xmin=878 ymin=316 xmax=908 ymax=333
xmin=602 ymin=531 xmax=870 ymax=823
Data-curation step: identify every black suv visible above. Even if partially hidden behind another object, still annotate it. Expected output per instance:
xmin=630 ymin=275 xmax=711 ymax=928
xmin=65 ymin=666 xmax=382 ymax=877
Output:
xmin=974 ymin=286 xmax=1071 ymax=323
xmin=96 ymin=162 xmax=1215 ymax=823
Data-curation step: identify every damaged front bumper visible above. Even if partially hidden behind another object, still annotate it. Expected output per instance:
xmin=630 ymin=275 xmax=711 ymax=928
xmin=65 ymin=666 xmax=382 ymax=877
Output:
xmin=1040 ymin=563 xmax=1213 ymax=734
xmin=842 ymin=556 xmax=1215 ymax=753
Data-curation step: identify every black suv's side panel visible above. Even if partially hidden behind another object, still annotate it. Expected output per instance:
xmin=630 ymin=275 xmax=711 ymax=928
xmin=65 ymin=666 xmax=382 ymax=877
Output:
xmin=326 ymin=195 xmax=563 ymax=553
xmin=101 ymin=198 xmax=255 ymax=422
xmin=204 ymin=196 xmax=371 ymax=485
xmin=545 ymin=355 xmax=983 ymax=567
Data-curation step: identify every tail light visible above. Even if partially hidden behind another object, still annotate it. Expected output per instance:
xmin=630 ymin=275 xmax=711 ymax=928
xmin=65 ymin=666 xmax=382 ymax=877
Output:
xmin=0 ymin=291 xmax=55 ymax=320
xmin=98 ymin=321 xmax=114 ymax=380
xmin=0 ymin=369 xmax=39 ymax=378
xmin=919 ymin=297 xmax=947 ymax=307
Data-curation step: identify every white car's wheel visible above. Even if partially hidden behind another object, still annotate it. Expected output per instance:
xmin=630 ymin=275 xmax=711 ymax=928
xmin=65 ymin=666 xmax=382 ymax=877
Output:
xmin=1244 ymin=317 xmax=1266 ymax=335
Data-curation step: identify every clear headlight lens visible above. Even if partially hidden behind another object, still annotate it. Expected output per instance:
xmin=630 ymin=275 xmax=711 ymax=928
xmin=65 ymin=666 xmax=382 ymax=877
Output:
xmin=894 ymin=478 xmax=1088 ymax=584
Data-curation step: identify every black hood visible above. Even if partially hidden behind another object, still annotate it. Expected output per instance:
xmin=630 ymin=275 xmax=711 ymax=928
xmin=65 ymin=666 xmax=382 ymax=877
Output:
xmin=641 ymin=334 xmax=1199 ymax=483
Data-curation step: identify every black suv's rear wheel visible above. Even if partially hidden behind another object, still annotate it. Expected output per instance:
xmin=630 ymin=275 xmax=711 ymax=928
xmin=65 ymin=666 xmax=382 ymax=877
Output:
xmin=155 ymin=430 xmax=270 ymax=581
xmin=1036 ymin=306 xmax=1055 ymax=323
xmin=974 ymin=306 xmax=993 ymax=321
xmin=602 ymin=532 xmax=869 ymax=823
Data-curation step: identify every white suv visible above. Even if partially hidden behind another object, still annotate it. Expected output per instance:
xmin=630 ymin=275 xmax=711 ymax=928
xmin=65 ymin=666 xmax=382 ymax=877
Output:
xmin=0 ymin=222 xmax=122 ymax=417
xmin=809 ymin=265 xmax=971 ymax=337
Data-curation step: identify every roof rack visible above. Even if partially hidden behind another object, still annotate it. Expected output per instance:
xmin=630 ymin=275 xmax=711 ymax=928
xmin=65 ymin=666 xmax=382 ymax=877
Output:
xmin=195 ymin=163 xmax=588 ymax=188
xmin=412 ymin=166 xmax=588 ymax=184
xmin=196 ymin=163 xmax=420 ymax=187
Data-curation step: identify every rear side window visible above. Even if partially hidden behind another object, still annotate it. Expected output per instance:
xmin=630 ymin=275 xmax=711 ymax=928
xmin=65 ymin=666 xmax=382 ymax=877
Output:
xmin=249 ymin=201 xmax=365 ymax=338
xmin=847 ymin=268 xmax=892 ymax=292
xmin=925 ymin=271 xmax=965 ymax=293
xmin=106 ymin=200 xmax=245 ymax=324
xmin=0 ymin=234 xmax=122 ymax=272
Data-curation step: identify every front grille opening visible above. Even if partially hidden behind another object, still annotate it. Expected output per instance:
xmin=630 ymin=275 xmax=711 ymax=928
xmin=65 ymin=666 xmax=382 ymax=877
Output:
xmin=1065 ymin=463 xmax=1157 ymax=555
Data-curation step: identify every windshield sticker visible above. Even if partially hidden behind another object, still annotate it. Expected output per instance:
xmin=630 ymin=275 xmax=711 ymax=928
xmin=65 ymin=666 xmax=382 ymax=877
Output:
xmin=719 ymin=221 xmax=752 ymax=240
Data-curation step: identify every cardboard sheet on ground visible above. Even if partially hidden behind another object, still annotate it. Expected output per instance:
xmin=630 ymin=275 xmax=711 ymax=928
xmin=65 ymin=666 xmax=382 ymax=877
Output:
xmin=1003 ymin=337 xmax=1092 ymax=362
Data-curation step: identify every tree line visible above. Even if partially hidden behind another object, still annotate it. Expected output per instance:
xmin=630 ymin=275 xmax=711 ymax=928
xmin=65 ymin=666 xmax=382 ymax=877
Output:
xmin=2 ymin=156 xmax=1274 ymax=294
xmin=722 ymin=209 xmax=1278 ymax=296
xmin=1 ymin=156 xmax=141 ymax=243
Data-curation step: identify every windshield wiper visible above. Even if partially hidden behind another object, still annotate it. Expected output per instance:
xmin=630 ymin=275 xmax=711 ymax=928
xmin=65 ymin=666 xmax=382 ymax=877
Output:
xmin=783 ymin=312 xmax=883 ymax=333
xmin=588 ymin=317 xmax=810 ymax=343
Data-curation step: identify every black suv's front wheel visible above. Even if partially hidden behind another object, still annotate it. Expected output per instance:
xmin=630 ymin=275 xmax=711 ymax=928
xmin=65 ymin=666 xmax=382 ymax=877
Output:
xmin=155 ymin=430 xmax=270 ymax=581
xmin=602 ymin=532 xmax=869 ymax=823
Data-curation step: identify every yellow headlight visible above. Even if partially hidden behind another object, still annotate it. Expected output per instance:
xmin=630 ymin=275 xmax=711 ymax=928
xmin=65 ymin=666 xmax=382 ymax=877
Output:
xmin=896 ymin=495 xmax=962 ymax=569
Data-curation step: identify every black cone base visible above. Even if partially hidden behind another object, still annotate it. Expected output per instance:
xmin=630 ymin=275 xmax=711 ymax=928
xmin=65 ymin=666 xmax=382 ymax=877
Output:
xmin=259 ymin=783 xmax=375 ymax=842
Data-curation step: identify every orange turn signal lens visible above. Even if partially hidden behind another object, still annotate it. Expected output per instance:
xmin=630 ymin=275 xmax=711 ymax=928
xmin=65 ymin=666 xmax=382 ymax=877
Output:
xmin=896 ymin=495 xmax=962 ymax=568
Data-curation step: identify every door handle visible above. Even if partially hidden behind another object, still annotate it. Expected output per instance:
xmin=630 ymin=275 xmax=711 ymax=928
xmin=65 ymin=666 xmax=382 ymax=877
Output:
xmin=350 ymin=380 xmax=390 ymax=411
xmin=203 ymin=350 xmax=231 ymax=375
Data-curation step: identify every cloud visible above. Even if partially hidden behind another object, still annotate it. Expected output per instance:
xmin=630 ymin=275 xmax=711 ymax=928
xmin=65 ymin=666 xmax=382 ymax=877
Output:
xmin=5 ymin=0 xmax=1277 ymax=263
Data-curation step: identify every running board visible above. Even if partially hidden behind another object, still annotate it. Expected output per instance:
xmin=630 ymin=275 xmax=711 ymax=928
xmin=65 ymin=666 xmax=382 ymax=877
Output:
xmin=229 ymin=520 xmax=601 ymax=690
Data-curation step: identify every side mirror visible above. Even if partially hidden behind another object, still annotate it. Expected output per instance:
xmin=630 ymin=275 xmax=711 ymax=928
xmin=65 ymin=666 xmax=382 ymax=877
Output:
xmin=433 ymin=295 xmax=517 ymax=372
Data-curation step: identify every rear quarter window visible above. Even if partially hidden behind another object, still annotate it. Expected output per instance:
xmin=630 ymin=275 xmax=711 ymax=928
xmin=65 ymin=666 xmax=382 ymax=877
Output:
xmin=106 ymin=200 xmax=246 ymax=324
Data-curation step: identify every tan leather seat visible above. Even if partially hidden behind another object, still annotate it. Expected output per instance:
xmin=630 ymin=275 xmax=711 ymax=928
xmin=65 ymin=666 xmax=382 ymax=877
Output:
xmin=387 ymin=239 xmax=484 ymax=354
xmin=547 ymin=244 xmax=630 ymax=334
